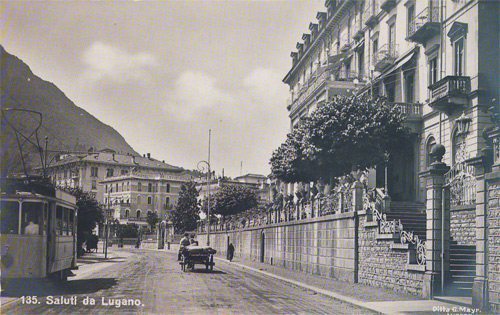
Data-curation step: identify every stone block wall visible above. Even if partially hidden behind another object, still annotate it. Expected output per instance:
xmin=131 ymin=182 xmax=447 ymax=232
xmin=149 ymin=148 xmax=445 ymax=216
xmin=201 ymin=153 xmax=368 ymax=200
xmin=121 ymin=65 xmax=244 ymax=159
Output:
xmin=450 ymin=207 xmax=476 ymax=245
xmin=487 ymin=178 xmax=500 ymax=312
xmin=198 ymin=212 xmax=358 ymax=283
xmin=357 ymin=214 xmax=425 ymax=296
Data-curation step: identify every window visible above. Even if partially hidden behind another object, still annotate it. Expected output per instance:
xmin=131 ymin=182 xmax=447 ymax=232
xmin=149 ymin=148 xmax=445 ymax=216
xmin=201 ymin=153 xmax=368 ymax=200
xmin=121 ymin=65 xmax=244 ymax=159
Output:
xmin=405 ymin=72 xmax=415 ymax=103
xmin=148 ymin=183 xmax=152 ymax=192
xmin=125 ymin=209 xmax=130 ymax=218
xmin=64 ymin=170 xmax=68 ymax=179
xmin=454 ymin=38 xmax=465 ymax=76
xmin=148 ymin=196 xmax=152 ymax=205
xmin=358 ymin=50 xmax=365 ymax=79
xmin=372 ymin=38 xmax=378 ymax=57
xmin=136 ymin=210 xmax=141 ymax=219
xmin=384 ymin=79 xmax=396 ymax=102
xmin=106 ymin=168 xmax=114 ymax=177
xmin=121 ymin=169 xmax=128 ymax=175
xmin=388 ymin=23 xmax=396 ymax=52
xmin=407 ymin=4 xmax=415 ymax=36
xmin=116 ymin=183 xmax=119 ymax=192
xmin=425 ymin=137 xmax=436 ymax=167
xmin=1 ymin=201 xmax=19 ymax=234
xmin=165 ymin=197 xmax=170 ymax=208
xmin=20 ymin=202 xmax=44 ymax=235
xmin=166 ymin=183 xmax=171 ymax=193
xmin=138 ymin=182 xmax=142 ymax=192
xmin=56 ymin=206 xmax=63 ymax=235
xmin=92 ymin=180 xmax=97 ymax=190
xmin=429 ymin=57 xmax=438 ymax=85
xmin=91 ymin=167 xmax=98 ymax=177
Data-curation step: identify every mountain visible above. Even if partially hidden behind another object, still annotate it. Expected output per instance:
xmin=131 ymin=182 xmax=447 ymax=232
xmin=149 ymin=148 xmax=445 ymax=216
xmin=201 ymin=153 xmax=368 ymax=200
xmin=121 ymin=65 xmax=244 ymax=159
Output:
xmin=1 ymin=45 xmax=139 ymax=176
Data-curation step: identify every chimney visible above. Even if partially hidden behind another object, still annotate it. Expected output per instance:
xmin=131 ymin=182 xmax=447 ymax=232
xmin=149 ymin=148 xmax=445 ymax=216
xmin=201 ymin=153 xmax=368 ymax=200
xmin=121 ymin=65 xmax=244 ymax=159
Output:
xmin=147 ymin=153 xmax=151 ymax=159
xmin=143 ymin=154 xmax=146 ymax=157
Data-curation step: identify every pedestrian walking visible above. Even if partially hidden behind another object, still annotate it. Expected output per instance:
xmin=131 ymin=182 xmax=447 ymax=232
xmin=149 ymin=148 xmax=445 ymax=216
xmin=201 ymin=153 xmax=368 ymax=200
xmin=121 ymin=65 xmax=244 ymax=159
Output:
xmin=227 ymin=243 xmax=235 ymax=262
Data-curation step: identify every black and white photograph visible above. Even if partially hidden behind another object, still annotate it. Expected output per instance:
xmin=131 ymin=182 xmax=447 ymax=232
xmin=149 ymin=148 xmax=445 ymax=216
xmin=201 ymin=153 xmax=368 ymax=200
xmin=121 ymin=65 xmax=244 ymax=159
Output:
xmin=1 ymin=0 xmax=499 ymax=314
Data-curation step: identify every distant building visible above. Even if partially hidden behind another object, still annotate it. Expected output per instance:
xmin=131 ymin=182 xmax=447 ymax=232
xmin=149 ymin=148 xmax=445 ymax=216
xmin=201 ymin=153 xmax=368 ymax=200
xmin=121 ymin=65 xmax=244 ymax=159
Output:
xmin=45 ymin=149 xmax=186 ymax=204
xmin=100 ymin=172 xmax=192 ymax=226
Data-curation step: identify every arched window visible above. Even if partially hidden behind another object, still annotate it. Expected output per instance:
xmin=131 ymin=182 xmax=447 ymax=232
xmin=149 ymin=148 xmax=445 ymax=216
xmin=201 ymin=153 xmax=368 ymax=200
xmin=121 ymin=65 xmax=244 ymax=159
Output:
xmin=125 ymin=209 xmax=130 ymax=218
xmin=136 ymin=210 xmax=141 ymax=219
xmin=426 ymin=136 xmax=436 ymax=167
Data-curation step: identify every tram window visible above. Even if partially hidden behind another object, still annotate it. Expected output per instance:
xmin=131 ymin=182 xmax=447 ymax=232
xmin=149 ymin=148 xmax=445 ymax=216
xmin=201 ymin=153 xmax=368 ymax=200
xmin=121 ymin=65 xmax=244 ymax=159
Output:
xmin=43 ymin=203 xmax=48 ymax=235
xmin=21 ymin=202 xmax=44 ymax=235
xmin=68 ymin=209 xmax=74 ymax=236
xmin=62 ymin=208 xmax=69 ymax=235
xmin=56 ymin=206 xmax=63 ymax=235
xmin=1 ymin=201 xmax=20 ymax=234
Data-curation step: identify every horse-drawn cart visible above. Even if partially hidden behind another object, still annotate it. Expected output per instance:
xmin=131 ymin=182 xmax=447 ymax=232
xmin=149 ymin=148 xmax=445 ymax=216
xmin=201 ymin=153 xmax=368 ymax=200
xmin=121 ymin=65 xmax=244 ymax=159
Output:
xmin=179 ymin=245 xmax=216 ymax=272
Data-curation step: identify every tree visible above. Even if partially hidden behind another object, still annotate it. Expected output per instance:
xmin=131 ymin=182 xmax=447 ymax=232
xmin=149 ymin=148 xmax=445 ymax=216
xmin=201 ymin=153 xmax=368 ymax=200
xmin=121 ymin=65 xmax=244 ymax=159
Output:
xmin=116 ymin=223 xmax=139 ymax=239
xmin=146 ymin=211 xmax=159 ymax=232
xmin=270 ymin=95 xmax=410 ymax=183
xmin=63 ymin=187 xmax=104 ymax=256
xmin=211 ymin=184 xmax=258 ymax=219
xmin=172 ymin=181 xmax=200 ymax=234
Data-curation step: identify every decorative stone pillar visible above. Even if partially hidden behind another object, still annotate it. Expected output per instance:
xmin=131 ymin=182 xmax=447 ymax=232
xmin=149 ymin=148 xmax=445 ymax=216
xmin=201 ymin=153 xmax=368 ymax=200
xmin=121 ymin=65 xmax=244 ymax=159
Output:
xmin=352 ymin=181 xmax=364 ymax=212
xmin=419 ymin=144 xmax=450 ymax=298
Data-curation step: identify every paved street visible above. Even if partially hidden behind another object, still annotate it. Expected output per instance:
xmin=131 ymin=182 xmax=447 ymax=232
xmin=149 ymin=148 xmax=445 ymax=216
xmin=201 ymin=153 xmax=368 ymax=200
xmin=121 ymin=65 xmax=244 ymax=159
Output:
xmin=3 ymin=248 xmax=371 ymax=315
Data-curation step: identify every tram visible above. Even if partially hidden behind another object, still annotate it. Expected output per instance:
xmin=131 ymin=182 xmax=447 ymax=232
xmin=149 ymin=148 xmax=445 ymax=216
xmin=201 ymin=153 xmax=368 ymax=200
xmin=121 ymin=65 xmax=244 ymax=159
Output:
xmin=0 ymin=177 xmax=78 ymax=282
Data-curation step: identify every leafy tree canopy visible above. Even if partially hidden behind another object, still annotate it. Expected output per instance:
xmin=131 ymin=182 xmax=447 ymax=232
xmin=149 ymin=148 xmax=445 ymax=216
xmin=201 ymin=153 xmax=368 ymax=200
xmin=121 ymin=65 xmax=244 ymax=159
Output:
xmin=211 ymin=184 xmax=258 ymax=218
xmin=270 ymin=95 xmax=410 ymax=183
xmin=61 ymin=187 xmax=104 ymax=253
xmin=146 ymin=211 xmax=159 ymax=231
xmin=172 ymin=181 xmax=200 ymax=234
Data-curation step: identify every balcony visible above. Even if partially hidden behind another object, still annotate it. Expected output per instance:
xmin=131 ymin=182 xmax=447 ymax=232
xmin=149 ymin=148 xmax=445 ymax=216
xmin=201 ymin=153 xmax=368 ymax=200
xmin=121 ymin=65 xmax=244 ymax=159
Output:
xmin=353 ymin=22 xmax=364 ymax=41
xmin=340 ymin=34 xmax=353 ymax=52
xmin=429 ymin=76 xmax=470 ymax=113
xmin=373 ymin=44 xmax=398 ymax=72
xmin=380 ymin=0 xmax=396 ymax=12
xmin=364 ymin=0 xmax=380 ymax=28
xmin=336 ymin=71 xmax=360 ymax=82
xmin=407 ymin=7 xmax=440 ymax=44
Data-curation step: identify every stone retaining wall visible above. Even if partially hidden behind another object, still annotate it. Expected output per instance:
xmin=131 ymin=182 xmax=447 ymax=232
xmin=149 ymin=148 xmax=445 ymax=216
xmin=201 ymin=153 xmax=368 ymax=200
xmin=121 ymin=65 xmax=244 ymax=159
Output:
xmin=450 ymin=207 xmax=476 ymax=245
xmin=357 ymin=214 xmax=425 ymax=296
xmin=486 ymin=177 xmax=500 ymax=312
xmin=198 ymin=212 xmax=358 ymax=283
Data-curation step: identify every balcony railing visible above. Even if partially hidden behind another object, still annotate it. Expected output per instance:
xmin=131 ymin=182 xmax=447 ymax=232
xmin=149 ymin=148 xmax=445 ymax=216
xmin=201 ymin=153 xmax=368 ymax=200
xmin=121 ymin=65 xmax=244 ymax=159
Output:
xmin=336 ymin=71 xmax=360 ymax=82
xmin=407 ymin=6 xmax=440 ymax=44
xmin=373 ymin=43 xmax=398 ymax=71
xmin=340 ymin=34 xmax=353 ymax=52
xmin=429 ymin=76 xmax=470 ymax=112
xmin=390 ymin=102 xmax=422 ymax=119
xmin=364 ymin=0 xmax=380 ymax=28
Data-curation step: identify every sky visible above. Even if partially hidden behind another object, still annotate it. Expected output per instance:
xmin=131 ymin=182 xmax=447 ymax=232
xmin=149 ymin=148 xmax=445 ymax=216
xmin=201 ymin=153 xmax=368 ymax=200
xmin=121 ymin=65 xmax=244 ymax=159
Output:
xmin=2 ymin=0 xmax=325 ymax=178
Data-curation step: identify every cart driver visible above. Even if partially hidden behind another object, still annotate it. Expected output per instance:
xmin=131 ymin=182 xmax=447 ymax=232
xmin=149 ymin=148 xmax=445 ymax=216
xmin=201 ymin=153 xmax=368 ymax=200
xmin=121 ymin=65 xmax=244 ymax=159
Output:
xmin=178 ymin=233 xmax=191 ymax=260
xmin=189 ymin=233 xmax=198 ymax=246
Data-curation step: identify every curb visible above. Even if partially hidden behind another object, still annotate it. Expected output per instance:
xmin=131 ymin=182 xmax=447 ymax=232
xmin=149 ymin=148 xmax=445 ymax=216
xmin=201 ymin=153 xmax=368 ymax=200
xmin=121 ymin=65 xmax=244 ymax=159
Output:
xmin=212 ymin=256 xmax=382 ymax=314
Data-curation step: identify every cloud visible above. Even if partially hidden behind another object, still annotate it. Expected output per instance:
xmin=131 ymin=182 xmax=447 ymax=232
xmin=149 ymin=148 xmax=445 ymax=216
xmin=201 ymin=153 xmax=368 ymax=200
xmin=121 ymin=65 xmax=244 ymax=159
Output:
xmin=81 ymin=41 xmax=157 ymax=84
xmin=163 ymin=70 xmax=234 ymax=120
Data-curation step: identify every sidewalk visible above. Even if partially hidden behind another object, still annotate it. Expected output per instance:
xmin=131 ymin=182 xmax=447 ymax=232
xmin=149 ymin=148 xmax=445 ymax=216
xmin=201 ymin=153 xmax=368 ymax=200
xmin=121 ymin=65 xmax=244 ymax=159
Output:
xmin=1 ymin=249 xmax=129 ymax=310
xmin=162 ymin=244 xmax=478 ymax=314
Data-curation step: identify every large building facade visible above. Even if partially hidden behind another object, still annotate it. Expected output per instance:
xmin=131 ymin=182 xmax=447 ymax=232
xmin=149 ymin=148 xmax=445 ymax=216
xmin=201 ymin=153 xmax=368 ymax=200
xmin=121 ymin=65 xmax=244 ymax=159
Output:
xmin=279 ymin=0 xmax=498 ymax=309
xmin=45 ymin=149 xmax=186 ymax=205
xmin=100 ymin=172 xmax=192 ymax=226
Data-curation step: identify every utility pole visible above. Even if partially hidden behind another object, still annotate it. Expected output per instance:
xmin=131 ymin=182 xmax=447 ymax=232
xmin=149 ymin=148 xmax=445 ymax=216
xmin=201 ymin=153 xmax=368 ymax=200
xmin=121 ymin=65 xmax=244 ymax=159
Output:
xmin=105 ymin=191 xmax=110 ymax=259
xmin=207 ymin=129 xmax=211 ymax=246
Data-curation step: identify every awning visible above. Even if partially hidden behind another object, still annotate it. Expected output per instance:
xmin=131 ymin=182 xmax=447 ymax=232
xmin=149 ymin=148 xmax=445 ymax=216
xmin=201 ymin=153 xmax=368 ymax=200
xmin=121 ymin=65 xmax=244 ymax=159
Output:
xmin=381 ymin=48 xmax=418 ymax=77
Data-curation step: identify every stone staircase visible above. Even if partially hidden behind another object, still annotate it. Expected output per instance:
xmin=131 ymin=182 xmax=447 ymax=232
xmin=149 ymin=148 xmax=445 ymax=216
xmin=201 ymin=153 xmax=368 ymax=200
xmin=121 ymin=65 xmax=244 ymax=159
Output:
xmin=447 ymin=241 xmax=476 ymax=297
xmin=386 ymin=201 xmax=426 ymax=241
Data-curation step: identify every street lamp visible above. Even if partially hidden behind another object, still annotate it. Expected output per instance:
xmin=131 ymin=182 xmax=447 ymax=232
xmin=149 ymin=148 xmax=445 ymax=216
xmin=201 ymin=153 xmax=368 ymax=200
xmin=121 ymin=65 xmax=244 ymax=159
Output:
xmin=456 ymin=111 xmax=472 ymax=137
xmin=198 ymin=129 xmax=212 ymax=246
